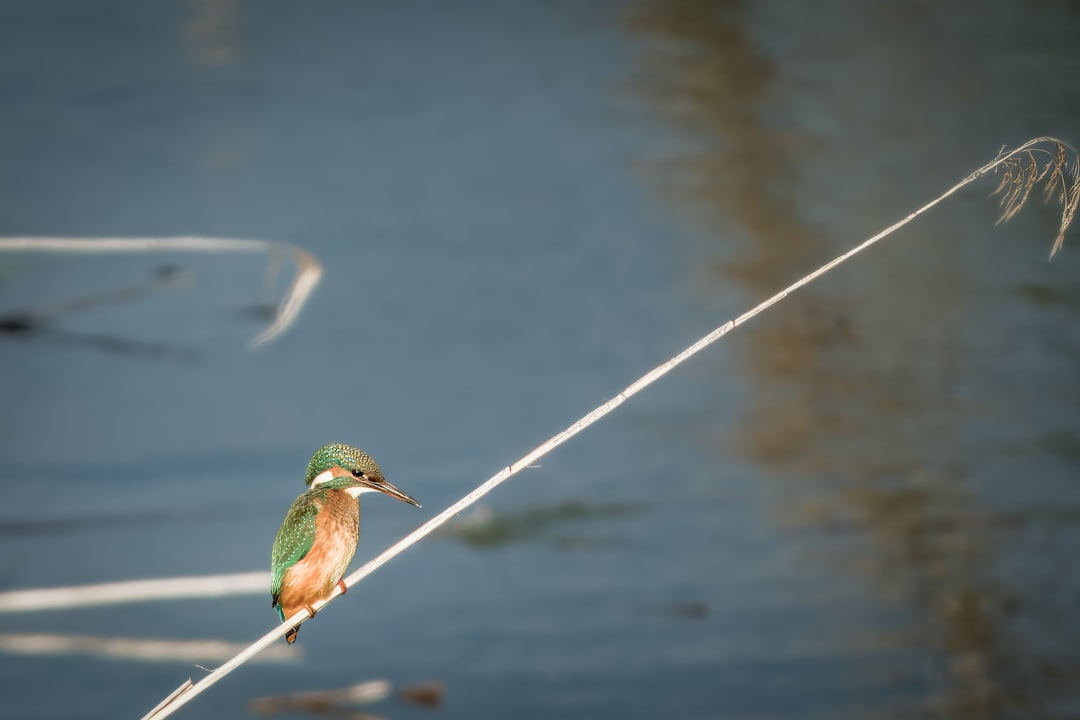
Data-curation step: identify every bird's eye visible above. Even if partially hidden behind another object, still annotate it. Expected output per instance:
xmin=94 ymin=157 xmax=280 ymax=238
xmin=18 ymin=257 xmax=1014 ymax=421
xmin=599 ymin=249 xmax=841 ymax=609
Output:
xmin=351 ymin=469 xmax=366 ymax=479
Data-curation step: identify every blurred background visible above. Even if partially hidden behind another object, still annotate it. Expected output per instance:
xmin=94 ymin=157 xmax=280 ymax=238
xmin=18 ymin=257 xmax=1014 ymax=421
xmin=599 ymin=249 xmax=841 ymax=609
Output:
xmin=1 ymin=1 xmax=1079 ymax=719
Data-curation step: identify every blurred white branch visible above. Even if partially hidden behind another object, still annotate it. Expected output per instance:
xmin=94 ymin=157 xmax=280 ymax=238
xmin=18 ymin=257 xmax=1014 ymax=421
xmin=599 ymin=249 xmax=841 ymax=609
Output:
xmin=0 ymin=633 xmax=296 ymax=663
xmin=0 ymin=572 xmax=268 ymax=613
xmin=0 ymin=236 xmax=322 ymax=347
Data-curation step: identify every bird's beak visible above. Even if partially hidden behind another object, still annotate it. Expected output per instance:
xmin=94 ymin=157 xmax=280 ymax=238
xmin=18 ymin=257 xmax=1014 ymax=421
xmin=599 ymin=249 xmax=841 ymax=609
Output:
xmin=361 ymin=476 xmax=422 ymax=508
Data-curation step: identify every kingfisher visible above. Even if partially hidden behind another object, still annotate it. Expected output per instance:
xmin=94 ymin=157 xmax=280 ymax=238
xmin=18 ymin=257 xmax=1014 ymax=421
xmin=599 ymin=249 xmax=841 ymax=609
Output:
xmin=271 ymin=443 xmax=421 ymax=644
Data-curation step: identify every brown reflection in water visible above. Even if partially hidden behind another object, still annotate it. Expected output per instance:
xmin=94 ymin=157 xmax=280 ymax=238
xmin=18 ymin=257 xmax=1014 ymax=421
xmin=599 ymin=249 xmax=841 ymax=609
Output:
xmin=628 ymin=0 xmax=818 ymax=278
xmin=184 ymin=0 xmax=240 ymax=67
xmin=628 ymin=1 xmax=1072 ymax=717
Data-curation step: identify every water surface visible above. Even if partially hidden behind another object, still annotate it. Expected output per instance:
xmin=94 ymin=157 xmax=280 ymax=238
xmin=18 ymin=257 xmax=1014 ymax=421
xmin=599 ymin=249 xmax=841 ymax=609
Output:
xmin=1 ymin=2 xmax=1079 ymax=719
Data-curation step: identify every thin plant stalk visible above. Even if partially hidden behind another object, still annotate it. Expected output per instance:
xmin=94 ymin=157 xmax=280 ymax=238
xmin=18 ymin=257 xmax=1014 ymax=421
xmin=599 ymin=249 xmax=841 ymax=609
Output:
xmin=139 ymin=137 xmax=1077 ymax=719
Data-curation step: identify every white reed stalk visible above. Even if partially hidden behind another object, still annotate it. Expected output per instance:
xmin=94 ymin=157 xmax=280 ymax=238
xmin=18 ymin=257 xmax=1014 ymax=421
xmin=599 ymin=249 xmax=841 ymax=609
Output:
xmin=0 ymin=633 xmax=296 ymax=663
xmin=138 ymin=137 xmax=1076 ymax=719
xmin=0 ymin=236 xmax=322 ymax=346
xmin=0 ymin=573 xmax=268 ymax=613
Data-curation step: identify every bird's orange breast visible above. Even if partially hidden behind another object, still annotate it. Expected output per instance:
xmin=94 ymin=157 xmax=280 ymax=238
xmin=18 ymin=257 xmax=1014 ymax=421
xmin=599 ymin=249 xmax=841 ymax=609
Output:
xmin=276 ymin=491 xmax=360 ymax=620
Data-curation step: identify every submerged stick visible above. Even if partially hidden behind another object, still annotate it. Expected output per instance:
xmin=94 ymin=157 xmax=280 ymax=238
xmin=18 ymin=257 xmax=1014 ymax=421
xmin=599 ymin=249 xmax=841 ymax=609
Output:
xmin=139 ymin=137 xmax=1077 ymax=719
xmin=0 ymin=236 xmax=323 ymax=347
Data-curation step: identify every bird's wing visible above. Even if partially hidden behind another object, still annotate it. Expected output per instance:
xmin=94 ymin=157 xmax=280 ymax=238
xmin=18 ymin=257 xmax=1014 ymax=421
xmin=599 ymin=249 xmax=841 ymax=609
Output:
xmin=270 ymin=492 xmax=321 ymax=607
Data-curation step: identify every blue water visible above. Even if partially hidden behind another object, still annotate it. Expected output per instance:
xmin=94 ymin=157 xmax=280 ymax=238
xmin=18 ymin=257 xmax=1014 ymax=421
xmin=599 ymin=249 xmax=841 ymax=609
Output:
xmin=1 ymin=2 xmax=1079 ymax=719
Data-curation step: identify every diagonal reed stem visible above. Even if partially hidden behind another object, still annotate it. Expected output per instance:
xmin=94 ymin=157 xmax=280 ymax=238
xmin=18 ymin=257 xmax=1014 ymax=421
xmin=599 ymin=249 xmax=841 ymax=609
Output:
xmin=139 ymin=137 xmax=1076 ymax=719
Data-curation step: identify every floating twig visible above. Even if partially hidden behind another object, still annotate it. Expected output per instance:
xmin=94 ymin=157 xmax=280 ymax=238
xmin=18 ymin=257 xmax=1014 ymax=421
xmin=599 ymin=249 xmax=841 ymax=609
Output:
xmin=249 ymin=679 xmax=391 ymax=716
xmin=0 ymin=572 xmax=268 ymax=613
xmin=0 ymin=236 xmax=322 ymax=347
xmin=0 ymin=633 xmax=296 ymax=663
xmin=398 ymin=681 xmax=445 ymax=708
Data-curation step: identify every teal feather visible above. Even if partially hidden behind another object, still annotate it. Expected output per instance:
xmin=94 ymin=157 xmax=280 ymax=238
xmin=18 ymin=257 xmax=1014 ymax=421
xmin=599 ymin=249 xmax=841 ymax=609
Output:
xmin=270 ymin=491 xmax=320 ymax=616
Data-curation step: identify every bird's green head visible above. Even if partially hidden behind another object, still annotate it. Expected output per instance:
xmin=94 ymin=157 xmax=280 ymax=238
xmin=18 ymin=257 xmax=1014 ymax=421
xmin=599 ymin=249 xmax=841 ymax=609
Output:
xmin=305 ymin=443 xmax=383 ymax=486
xmin=304 ymin=442 xmax=421 ymax=508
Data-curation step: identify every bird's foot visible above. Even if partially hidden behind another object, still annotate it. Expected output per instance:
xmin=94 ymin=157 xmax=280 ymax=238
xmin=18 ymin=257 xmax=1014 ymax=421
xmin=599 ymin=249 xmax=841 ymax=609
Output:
xmin=337 ymin=580 xmax=348 ymax=595
xmin=303 ymin=604 xmax=316 ymax=619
